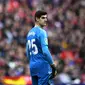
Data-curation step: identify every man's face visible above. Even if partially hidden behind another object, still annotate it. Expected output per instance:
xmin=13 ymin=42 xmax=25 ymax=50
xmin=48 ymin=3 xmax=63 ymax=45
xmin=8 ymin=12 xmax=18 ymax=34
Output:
xmin=38 ymin=15 xmax=48 ymax=27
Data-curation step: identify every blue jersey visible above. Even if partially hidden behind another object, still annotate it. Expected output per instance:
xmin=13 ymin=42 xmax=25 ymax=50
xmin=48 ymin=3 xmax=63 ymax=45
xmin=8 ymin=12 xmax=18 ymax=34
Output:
xmin=26 ymin=26 xmax=53 ymax=76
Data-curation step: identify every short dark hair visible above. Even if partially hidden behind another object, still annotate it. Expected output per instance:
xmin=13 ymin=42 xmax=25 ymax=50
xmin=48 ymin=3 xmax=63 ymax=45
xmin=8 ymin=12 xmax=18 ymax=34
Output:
xmin=34 ymin=10 xmax=47 ymax=21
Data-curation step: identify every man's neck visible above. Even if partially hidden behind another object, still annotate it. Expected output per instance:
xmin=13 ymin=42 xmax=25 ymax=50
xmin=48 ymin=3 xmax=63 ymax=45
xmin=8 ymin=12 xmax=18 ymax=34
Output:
xmin=35 ymin=24 xmax=40 ymax=27
xmin=35 ymin=23 xmax=43 ymax=28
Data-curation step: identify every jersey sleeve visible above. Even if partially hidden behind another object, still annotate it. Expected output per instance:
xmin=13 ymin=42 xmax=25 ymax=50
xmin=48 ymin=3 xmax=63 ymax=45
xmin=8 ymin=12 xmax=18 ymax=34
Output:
xmin=40 ymin=30 xmax=53 ymax=65
xmin=26 ymin=39 xmax=30 ymax=62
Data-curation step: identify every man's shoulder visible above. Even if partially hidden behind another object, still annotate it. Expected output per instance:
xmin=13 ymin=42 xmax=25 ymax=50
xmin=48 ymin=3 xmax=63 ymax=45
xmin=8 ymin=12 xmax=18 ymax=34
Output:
xmin=33 ymin=26 xmax=46 ymax=35
xmin=27 ymin=27 xmax=35 ymax=36
xmin=27 ymin=31 xmax=35 ymax=37
xmin=40 ymin=29 xmax=47 ymax=36
xmin=27 ymin=26 xmax=47 ymax=37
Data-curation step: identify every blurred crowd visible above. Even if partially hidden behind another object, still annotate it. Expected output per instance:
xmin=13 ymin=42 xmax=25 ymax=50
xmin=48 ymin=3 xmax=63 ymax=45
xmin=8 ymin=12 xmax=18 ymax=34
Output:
xmin=0 ymin=0 xmax=85 ymax=84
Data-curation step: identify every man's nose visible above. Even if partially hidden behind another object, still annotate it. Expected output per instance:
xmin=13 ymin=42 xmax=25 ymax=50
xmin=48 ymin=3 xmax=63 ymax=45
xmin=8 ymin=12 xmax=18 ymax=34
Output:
xmin=45 ymin=18 xmax=47 ymax=21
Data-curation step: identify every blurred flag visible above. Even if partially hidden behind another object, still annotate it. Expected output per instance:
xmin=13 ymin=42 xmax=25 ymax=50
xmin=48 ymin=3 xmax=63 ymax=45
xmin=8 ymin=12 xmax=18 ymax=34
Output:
xmin=3 ymin=76 xmax=32 ymax=85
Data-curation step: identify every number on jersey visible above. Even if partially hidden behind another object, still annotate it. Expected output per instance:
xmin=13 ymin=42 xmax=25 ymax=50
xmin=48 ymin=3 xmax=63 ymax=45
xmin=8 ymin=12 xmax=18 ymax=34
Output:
xmin=27 ymin=39 xmax=38 ymax=55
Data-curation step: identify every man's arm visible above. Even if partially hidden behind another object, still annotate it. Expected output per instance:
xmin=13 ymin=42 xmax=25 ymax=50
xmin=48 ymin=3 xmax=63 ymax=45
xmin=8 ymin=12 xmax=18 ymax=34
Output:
xmin=26 ymin=42 xmax=30 ymax=63
xmin=42 ymin=46 xmax=53 ymax=65
xmin=40 ymin=30 xmax=53 ymax=65
xmin=40 ymin=30 xmax=57 ymax=78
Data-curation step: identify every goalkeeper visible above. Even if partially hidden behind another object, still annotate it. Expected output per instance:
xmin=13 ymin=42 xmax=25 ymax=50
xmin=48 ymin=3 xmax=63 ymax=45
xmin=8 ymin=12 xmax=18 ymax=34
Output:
xmin=26 ymin=10 xmax=57 ymax=85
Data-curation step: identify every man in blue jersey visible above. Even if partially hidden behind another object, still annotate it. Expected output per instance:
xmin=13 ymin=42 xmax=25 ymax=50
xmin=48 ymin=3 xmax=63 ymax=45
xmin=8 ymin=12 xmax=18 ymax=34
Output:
xmin=26 ymin=10 xmax=57 ymax=85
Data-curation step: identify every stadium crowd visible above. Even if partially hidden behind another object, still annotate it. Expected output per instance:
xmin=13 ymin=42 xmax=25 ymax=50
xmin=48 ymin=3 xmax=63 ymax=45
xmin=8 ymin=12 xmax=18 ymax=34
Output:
xmin=0 ymin=0 xmax=85 ymax=84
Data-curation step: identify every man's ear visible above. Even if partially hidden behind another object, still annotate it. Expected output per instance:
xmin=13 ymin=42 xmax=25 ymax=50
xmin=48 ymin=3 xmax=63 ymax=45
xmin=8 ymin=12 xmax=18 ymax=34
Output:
xmin=36 ymin=17 xmax=39 ymax=22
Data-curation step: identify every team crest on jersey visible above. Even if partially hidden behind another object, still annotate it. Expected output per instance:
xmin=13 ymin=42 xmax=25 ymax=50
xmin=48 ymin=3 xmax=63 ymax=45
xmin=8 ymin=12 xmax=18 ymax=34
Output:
xmin=45 ymin=38 xmax=48 ymax=45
